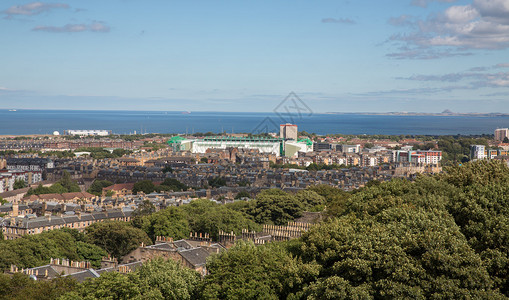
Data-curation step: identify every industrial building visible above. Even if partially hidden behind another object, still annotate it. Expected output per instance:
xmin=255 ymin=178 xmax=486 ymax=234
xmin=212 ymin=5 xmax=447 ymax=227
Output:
xmin=64 ymin=130 xmax=111 ymax=136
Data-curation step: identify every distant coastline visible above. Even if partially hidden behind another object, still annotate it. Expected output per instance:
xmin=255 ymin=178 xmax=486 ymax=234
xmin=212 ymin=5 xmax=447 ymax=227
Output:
xmin=326 ymin=111 xmax=509 ymax=118
xmin=3 ymin=108 xmax=509 ymax=117
xmin=0 ymin=110 xmax=507 ymax=136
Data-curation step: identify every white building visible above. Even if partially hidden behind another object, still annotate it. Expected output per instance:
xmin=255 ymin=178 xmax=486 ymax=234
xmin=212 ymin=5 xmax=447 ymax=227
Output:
xmin=65 ymin=130 xmax=111 ymax=136
xmin=190 ymin=137 xmax=283 ymax=156
xmin=284 ymin=139 xmax=313 ymax=158
xmin=416 ymin=150 xmax=442 ymax=165
xmin=0 ymin=170 xmax=42 ymax=193
xmin=391 ymin=150 xmax=442 ymax=165
xmin=470 ymin=145 xmax=487 ymax=160
xmin=338 ymin=144 xmax=361 ymax=153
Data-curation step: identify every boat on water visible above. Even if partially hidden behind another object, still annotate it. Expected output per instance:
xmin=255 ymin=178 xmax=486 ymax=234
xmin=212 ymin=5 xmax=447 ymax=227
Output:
xmin=181 ymin=111 xmax=191 ymax=114
xmin=8 ymin=109 xmax=16 ymax=112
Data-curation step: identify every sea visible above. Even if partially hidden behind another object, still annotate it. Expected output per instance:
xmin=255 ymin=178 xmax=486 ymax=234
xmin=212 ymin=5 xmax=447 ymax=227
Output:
xmin=1 ymin=109 xmax=508 ymax=136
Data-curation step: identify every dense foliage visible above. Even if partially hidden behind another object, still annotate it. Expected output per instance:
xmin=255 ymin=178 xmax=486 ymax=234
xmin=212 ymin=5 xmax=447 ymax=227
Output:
xmin=207 ymin=177 xmax=226 ymax=188
xmin=85 ymin=221 xmax=152 ymax=259
xmin=136 ymin=199 xmax=261 ymax=241
xmin=2 ymin=160 xmax=508 ymax=299
xmin=13 ymin=179 xmax=26 ymax=190
xmin=199 ymin=160 xmax=509 ymax=298
xmin=200 ymin=241 xmax=318 ymax=300
xmin=0 ymin=273 xmax=77 ymax=300
xmin=26 ymin=171 xmax=81 ymax=196
xmin=58 ymin=258 xmax=199 ymax=300
xmin=0 ymin=229 xmax=107 ymax=271
xmin=86 ymin=180 xmax=113 ymax=196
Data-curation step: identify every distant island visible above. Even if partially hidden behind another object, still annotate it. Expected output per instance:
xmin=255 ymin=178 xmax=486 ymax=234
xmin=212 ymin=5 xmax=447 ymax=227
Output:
xmin=326 ymin=110 xmax=509 ymax=117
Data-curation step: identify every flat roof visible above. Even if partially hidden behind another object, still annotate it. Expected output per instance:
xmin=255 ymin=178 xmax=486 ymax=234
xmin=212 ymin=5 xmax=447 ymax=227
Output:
xmin=202 ymin=136 xmax=283 ymax=142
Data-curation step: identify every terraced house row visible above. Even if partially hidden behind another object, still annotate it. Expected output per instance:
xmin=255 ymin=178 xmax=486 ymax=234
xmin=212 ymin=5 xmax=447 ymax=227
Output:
xmin=1 ymin=208 xmax=132 ymax=240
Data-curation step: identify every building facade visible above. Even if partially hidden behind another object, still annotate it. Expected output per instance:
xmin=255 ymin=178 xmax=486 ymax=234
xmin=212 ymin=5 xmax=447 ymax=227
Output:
xmin=495 ymin=128 xmax=509 ymax=142
xmin=191 ymin=136 xmax=284 ymax=156
xmin=280 ymin=124 xmax=298 ymax=141
xmin=64 ymin=130 xmax=111 ymax=136
xmin=470 ymin=145 xmax=487 ymax=160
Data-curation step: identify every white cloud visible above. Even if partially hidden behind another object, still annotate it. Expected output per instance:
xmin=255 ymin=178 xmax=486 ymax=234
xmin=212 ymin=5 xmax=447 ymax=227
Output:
xmin=398 ymin=63 xmax=509 ymax=89
xmin=443 ymin=5 xmax=479 ymax=23
xmin=388 ymin=0 xmax=509 ymax=58
xmin=33 ymin=22 xmax=110 ymax=33
xmin=3 ymin=2 xmax=68 ymax=17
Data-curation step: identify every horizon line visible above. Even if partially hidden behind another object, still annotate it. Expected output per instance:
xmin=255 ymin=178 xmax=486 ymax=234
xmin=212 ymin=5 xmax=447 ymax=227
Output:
xmin=1 ymin=108 xmax=508 ymax=115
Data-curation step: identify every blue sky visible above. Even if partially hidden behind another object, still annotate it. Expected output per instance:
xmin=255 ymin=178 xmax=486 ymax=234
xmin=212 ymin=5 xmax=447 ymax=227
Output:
xmin=1 ymin=0 xmax=509 ymax=113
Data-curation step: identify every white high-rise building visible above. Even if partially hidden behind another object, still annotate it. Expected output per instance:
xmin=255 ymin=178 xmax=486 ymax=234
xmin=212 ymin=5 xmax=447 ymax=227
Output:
xmin=470 ymin=145 xmax=487 ymax=160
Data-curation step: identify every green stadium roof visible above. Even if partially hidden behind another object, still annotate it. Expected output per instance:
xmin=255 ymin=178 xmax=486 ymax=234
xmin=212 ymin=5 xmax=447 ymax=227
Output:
xmin=297 ymin=138 xmax=313 ymax=146
xmin=167 ymin=136 xmax=186 ymax=144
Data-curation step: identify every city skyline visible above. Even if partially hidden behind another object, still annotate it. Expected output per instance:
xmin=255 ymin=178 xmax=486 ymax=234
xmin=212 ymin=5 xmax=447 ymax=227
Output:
xmin=1 ymin=0 xmax=509 ymax=113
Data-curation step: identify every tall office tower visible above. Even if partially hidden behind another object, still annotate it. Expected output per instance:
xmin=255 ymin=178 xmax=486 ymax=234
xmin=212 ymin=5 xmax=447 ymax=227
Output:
xmin=280 ymin=123 xmax=298 ymax=140
xmin=494 ymin=128 xmax=509 ymax=142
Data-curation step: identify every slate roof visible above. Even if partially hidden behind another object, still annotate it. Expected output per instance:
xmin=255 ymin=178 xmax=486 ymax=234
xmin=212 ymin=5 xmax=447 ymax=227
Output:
xmin=27 ymin=265 xmax=60 ymax=278
xmin=173 ymin=239 xmax=193 ymax=250
xmin=4 ymin=209 xmax=130 ymax=229
xmin=179 ymin=247 xmax=210 ymax=267
xmin=80 ymin=214 xmax=94 ymax=221
xmin=62 ymin=215 xmax=80 ymax=223
xmin=91 ymin=212 xmax=107 ymax=220
xmin=106 ymin=209 xmax=123 ymax=218
xmin=146 ymin=243 xmax=174 ymax=251
xmin=65 ymin=269 xmax=100 ymax=283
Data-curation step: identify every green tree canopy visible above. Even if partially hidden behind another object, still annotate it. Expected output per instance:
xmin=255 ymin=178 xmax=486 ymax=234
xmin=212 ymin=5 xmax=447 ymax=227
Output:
xmin=59 ymin=258 xmax=200 ymax=300
xmin=57 ymin=171 xmax=81 ymax=193
xmin=87 ymin=180 xmax=113 ymax=196
xmin=181 ymin=199 xmax=260 ymax=240
xmin=200 ymin=241 xmax=319 ymax=300
xmin=0 ymin=273 xmax=77 ymax=300
xmin=61 ymin=271 xmax=140 ymax=300
xmin=245 ymin=189 xmax=304 ymax=225
xmin=85 ymin=221 xmax=151 ymax=259
xmin=26 ymin=171 xmax=80 ymax=196
xmin=208 ymin=177 xmax=226 ymax=188
xmin=136 ymin=206 xmax=190 ymax=241
xmin=13 ymin=179 xmax=26 ymax=190
xmin=132 ymin=180 xmax=156 ymax=195
xmin=234 ymin=190 xmax=250 ymax=199
xmin=135 ymin=258 xmax=200 ymax=300
xmin=158 ymin=178 xmax=187 ymax=192
xmin=0 ymin=229 xmax=106 ymax=271
xmin=294 ymin=190 xmax=325 ymax=211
